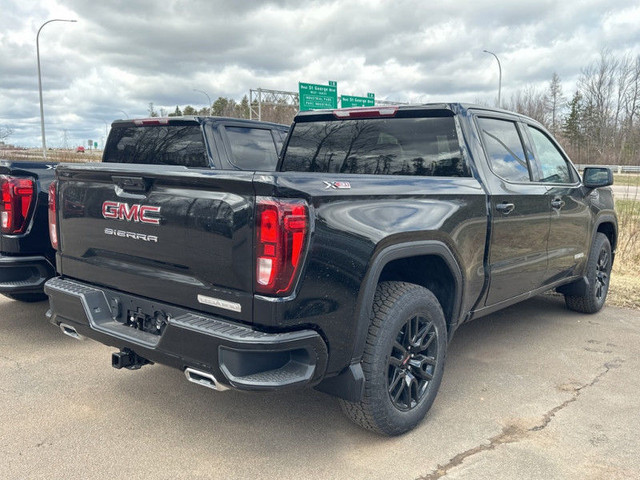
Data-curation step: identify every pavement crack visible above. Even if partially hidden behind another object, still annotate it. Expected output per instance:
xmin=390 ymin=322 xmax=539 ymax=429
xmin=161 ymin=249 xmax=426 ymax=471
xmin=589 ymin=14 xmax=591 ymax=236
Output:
xmin=528 ymin=358 xmax=623 ymax=433
xmin=417 ymin=358 xmax=625 ymax=480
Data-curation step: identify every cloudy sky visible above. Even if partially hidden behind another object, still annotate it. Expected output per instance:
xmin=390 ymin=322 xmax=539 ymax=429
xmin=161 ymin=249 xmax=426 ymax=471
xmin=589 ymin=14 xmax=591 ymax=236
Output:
xmin=1 ymin=0 xmax=639 ymax=148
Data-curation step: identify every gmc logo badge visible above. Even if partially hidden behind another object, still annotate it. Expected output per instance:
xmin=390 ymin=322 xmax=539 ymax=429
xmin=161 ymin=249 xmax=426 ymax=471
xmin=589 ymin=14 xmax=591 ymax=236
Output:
xmin=102 ymin=201 xmax=161 ymax=225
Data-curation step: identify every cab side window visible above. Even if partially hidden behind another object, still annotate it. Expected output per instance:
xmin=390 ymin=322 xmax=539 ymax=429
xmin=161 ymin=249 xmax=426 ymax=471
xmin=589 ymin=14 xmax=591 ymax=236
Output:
xmin=527 ymin=126 xmax=573 ymax=183
xmin=224 ymin=126 xmax=279 ymax=171
xmin=477 ymin=117 xmax=531 ymax=182
xmin=273 ymin=129 xmax=286 ymax=155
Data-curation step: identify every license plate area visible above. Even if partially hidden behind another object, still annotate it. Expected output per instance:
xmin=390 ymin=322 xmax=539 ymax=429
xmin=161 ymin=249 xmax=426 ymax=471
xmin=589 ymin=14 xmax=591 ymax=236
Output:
xmin=124 ymin=307 xmax=169 ymax=336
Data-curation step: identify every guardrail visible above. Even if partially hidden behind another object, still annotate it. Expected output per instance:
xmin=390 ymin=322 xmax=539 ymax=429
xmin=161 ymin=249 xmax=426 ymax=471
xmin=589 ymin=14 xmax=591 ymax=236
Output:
xmin=575 ymin=164 xmax=640 ymax=173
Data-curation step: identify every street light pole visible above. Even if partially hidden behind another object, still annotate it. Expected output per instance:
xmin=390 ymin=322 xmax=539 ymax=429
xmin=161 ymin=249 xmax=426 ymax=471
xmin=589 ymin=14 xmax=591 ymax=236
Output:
xmin=118 ymin=110 xmax=129 ymax=118
xmin=193 ymin=89 xmax=212 ymax=116
xmin=37 ymin=19 xmax=77 ymax=159
xmin=483 ymin=49 xmax=502 ymax=108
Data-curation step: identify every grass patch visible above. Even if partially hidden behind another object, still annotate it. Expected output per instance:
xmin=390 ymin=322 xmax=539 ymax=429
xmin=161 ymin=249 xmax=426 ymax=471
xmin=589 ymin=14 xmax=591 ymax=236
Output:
xmin=610 ymin=198 xmax=640 ymax=309
xmin=609 ymin=273 xmax=640 ymax=310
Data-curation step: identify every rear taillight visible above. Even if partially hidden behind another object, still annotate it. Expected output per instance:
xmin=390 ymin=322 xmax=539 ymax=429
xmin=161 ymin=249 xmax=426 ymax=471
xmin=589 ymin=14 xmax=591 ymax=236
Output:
xmin=255 ymin=198 xmax=308 ymax=296
xmin=48 ymin=181 xmax=58 ymax=250
xmin=0 ymin=175 xmax=35 ymax=235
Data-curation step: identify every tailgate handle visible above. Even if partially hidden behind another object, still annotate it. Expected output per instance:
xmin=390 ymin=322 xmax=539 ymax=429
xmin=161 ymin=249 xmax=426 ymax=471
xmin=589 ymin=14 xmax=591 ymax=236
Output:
xmin=112 ymin=176 xmax=150 ymax=193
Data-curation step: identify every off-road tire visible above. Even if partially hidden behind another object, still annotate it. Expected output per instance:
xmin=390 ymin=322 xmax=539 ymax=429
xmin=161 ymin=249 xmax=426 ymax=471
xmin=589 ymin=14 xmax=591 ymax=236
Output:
xmin=339 ymin=281 xmax=447 ymax=436
xmin=564 ymin=233 xmax=612 ymax=314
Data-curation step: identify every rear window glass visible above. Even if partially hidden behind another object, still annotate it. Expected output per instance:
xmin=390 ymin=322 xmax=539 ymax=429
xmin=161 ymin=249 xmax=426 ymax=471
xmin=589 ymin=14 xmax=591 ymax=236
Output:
xmin=281 ymin=116 xmax=469 ymax=176
xmin=225 ymin=126 xmax=279 ymax=170
xmin=103 ymin=125 xmax=208 ymax=167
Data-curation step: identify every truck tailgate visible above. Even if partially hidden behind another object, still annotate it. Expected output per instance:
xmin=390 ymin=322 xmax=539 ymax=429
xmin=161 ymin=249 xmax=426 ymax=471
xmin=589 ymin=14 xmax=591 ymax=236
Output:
xmin=56 ymin=164 xmax=255 ymax=323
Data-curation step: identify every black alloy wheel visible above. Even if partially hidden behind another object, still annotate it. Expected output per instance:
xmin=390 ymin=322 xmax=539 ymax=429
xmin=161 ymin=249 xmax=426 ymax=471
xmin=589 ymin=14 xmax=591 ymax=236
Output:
xmin=594 ymin=247 xmax=610 ymax=302
xmin=387 ymin=315 xmax=438 ymax=411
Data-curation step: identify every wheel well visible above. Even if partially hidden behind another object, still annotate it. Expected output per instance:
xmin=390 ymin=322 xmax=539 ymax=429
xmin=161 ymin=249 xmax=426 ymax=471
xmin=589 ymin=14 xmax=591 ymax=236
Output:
xmin=378 ymin=255 xmax=456 ymax=332
xmin=597 ymin=222 xmax=617 ymax=253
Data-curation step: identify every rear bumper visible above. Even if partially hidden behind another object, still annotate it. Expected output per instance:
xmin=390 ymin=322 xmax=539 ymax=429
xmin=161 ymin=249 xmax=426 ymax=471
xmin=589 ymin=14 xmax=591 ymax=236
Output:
xmin=0 ymin=254 xmax=55 ymax=294
xmin=44 ymin=276 xmax=328 ymax=391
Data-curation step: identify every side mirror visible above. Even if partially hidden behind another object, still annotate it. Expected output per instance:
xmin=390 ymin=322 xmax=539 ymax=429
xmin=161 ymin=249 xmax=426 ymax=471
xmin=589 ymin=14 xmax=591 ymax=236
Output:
xmin=583 ymin=167 xmax=613 ymax=188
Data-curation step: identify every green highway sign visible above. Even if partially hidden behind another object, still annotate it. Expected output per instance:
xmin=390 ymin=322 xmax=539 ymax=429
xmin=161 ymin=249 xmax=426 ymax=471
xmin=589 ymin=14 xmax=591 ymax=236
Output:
xmin=299 ymin=81 xmax=338 ymax=111
xmin=341 ymin=93 xmax=375 ymax=108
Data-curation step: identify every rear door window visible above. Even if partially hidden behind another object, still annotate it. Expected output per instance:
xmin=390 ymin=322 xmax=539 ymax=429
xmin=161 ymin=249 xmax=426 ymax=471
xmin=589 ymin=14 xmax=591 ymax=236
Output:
xmin=103 ymin=125 xmax=208 ymax=167
xmin=477 ymin=117 xmax=532 ymax=182
xmin=224 ymin=127 xmax=279 ymax=170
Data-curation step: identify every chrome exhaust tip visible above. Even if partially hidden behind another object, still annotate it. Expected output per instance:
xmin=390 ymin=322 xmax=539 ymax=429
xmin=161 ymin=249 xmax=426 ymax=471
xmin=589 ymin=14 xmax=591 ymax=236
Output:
xmin=184 ymin=367 xmax=229 ymax=391
xmin=59 ymin=323 xmax=85 ymax=341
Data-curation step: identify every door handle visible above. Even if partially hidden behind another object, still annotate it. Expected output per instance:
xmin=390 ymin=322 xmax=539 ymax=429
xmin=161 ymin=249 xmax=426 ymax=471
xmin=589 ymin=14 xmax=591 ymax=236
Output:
xmin=496 ymin=202 xmax=515 ymax=214
xmin=551 ymin=198 xmax=565 ymax=209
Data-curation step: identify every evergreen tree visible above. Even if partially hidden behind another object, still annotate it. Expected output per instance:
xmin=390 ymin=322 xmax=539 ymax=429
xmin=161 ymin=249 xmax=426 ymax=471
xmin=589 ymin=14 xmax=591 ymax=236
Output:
xmin=562 ymin=90 xmax=583 ymax=146
xmin=235 ymin=95 xmax=250 ymax=119
xmin=182 ymin=105 xmax=198 ymax=116
xmin=212 ymin=97 xmax=230 ymax=117
xmin=168 ymin=106 xmax=183 ymax=117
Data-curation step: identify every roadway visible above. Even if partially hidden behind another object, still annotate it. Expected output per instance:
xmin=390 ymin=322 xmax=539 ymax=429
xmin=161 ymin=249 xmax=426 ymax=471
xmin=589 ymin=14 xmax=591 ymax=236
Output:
xmin=612 ymin=184 xmax=639 ymax=200
xmin=1 ymin=294 xmax=638 ymax=479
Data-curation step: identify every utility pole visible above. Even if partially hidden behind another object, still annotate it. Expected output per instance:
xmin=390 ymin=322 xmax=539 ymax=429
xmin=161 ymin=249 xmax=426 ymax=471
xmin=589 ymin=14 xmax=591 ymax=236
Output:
xmin=37 ymin=19 xmax=77 ymax=159
xmin=483 ymin=50 xmax=502 ymax=108
xmin=193 ymin=89 xmax=212 ymax=116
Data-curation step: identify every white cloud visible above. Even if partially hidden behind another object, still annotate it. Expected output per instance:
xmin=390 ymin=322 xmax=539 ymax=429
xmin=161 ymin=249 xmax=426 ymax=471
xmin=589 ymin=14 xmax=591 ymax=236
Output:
xmin=0 ymin=0 xmax=639 ymax=146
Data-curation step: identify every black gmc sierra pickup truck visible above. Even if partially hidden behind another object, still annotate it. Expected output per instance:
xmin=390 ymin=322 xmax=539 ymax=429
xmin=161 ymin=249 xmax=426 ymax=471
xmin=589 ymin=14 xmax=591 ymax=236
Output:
xmin=0 ymin=116 xmax=287 ymax=301
xmin=45 ymin=104 xmax=617 ymax=435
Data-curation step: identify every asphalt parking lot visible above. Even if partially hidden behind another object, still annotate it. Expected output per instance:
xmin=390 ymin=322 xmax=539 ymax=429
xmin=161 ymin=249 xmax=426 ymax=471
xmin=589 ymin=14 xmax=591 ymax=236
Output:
xmin=1 ymin=293 xmax=638 ymax=480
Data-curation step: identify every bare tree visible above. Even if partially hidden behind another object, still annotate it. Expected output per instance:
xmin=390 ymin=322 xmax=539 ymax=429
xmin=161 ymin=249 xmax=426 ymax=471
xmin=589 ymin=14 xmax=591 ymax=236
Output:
xmin=506 ymin=85 xmax=549 ymax=127
xmin=578 ymin=50 xmax=618 ymax=160
xmin=258 ymin=98 xmax=297 ymax=124
xmin=0 ymin=125 xmax=13 ymax=143
xmin=615 ymin=55 xmax=640 ymax=165
xmin=547 ymin=72 xmax=565 ymax=135
xmin=148 ymin=102 xmax=158 ymax=117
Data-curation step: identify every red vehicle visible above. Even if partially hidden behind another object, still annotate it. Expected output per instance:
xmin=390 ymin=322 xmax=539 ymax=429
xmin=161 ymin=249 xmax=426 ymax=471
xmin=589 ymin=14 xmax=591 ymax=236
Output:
xmin=75 ymin=146 xmax=85 ymax=153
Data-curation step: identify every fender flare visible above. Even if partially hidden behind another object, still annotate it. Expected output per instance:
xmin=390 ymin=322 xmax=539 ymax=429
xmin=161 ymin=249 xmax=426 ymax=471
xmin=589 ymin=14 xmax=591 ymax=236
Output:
xmin=350 ymin=240 xmax=464 ymax=364
xmin=592 ymin=213 xmax=618 ymax=254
